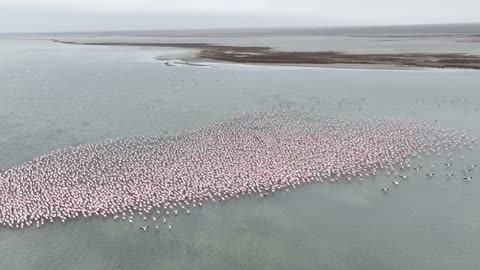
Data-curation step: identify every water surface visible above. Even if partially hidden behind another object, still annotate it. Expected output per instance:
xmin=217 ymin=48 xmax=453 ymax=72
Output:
xmin=1 ymin=38 xmax=480 ymax=270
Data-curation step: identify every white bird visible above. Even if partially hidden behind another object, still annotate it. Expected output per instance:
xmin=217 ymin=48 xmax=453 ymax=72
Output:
xmin=426 ymin=173 xmax=435 ymax=177
xmin=399 ymin=175 xmax=408 ymax=179
xmin=464 ymin=176 xmax=473 ymax=181
xmin=446 ymin=173 xmax=455 ymax=178
xmin=392 ymin=181 xmax=399 ymax=186
xmin=139 ymin=225 xmax=149 ymax=231
xmin=381 ymin=188 xmax=390 ymax=192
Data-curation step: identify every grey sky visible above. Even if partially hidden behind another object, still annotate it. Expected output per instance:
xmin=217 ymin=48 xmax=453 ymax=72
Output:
xmin=0 ymin=0 xmax=479 ymax=32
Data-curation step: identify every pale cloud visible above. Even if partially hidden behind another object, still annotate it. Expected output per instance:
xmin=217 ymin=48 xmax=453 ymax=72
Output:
xmin=1 ymin=0 xmax=479 ymax=15
xmin=0 ymin=0 xmax=313 ymax=14
xmin=0 ymin=0 xmax=479 ymax=32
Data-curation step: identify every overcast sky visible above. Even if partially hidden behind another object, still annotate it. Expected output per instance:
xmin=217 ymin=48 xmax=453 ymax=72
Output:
xmin=1 ymin=0 xmax=479 ymax=32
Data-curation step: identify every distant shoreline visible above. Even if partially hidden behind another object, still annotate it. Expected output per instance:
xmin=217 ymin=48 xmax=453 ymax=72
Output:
xmin=52 ymin=39 xmax=480 ymax=70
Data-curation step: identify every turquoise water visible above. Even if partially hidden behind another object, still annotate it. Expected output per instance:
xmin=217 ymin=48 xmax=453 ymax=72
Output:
xmin=1 ymin=38 xmax=480 ymax=270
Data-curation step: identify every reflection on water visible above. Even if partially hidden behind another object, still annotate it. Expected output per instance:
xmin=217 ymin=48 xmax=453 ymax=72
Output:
xmin=0 ymin=39 xmax=479 ymax=270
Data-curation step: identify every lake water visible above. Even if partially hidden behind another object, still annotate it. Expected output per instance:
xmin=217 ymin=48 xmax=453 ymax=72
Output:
xmin=1 ymin=37 xmax=480 ymax=270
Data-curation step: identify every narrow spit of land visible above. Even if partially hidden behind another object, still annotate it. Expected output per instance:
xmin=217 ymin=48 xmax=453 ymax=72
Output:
xmin=52 ymin=39 xmax=480 ymax=70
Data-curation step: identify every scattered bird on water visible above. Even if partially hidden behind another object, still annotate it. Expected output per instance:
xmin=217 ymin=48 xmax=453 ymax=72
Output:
xmin=446 ymin=173 xmax=455 ymax=178
xmin=168 ymin=224 xmax=173 ymax=231
xmin=392 ymin=181 xmax=399 ymax=186
xmin=414 ymin=167 xmax=420 ymax=172
xmin=139 ymin=225 xmax=149 ymax=231
xmin=464 ymin=176 xmax=473 ymax=181
xmin=426 ymin=173 xmax=435 ymax=177
xmin=381 ymin=188 xmax=390 ymax=192
xmin=445 ymin=163 xmax=452 ymax=167
xmin=462 ymin=169 xmax=472 ymax=174
xmin=468 ymin=164 xmax=477 ymax=169
xmin=399 ymin=175 xmax=408 ymax=179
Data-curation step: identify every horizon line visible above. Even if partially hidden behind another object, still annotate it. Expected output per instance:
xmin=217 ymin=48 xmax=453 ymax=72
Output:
xmin=1 ymin=22 xmax=479 ymax=36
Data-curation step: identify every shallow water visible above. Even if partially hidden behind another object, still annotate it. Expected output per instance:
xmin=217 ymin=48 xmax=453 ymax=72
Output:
xmin=45 ymin=23 xmax=480 ymax=54
xmin=1 ymin=38 xmax=480 ymax=270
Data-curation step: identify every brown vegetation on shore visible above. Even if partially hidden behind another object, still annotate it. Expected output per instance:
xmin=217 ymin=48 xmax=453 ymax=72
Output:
xmin=53 ymin=39 xmax=480 ymax=69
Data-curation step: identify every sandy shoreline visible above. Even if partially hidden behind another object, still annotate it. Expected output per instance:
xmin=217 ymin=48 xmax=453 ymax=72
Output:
xmin=52 ymin=39 xmax=480 ymax=70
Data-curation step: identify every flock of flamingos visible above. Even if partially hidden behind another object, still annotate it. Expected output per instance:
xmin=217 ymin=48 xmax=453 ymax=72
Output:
xmin=0 ymin=106 xmax=478 ymax=231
